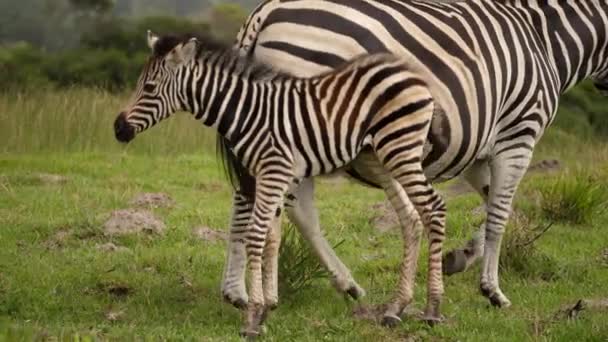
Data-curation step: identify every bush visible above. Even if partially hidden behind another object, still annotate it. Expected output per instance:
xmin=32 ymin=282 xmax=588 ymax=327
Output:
xmin=0 ymin=15 xmax=220 ymax=91
xmin=500 ymin=213 xmax=561 ymax=281
xmin=278 ymin=224 xmax=343 ymax=295
xmin=44 ymin=49 xmax=147 ymax=91
xmin=0 ymin=43 xmax=50 ymax=90
xmin=539 ymin=173 xmax=607 ymax=226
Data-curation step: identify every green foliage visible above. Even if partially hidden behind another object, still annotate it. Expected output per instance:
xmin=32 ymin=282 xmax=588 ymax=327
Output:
xmin=500 ymin=214 xmax=561 ymax=281
xmin=558 ymin=81 xmax=608 ymax=138
xmin=0 ymin=15 xmax=217 ymax=91
xmin=0 ymin=43 xmax=50 ymax=91
xmin=278 ymin=224 xmax=340 ymax=295
xmin=207 ymin=3 xmax=248 ymax=42
xmin=538 ymin=173 xmax=607 ymax=225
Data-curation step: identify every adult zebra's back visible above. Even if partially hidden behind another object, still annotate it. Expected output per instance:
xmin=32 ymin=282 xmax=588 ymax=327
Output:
xmin=220 ymin=0 xmax=608 ymax=312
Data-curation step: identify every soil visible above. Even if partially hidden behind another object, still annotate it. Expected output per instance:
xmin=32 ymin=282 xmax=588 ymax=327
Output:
xmin=103 ymin=209 xmax=165 ymax=236
xmin=192 ymin=226 xmax=228 ymax=242
xmin=36 ymin=173 xmax=68 ymax=185
xmin=95 ymin=242 xmax=131 ymax=253
xmin=129 ymin=192 xmax=174 ymax=208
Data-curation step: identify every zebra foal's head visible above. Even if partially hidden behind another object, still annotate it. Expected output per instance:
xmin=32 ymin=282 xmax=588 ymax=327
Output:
xmin=114 ymin=31 xmax=199 ymax=143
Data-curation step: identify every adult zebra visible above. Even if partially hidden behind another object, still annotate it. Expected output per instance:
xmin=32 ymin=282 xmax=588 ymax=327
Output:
xmin=220 ymin=0 xmax=608 ymax=313
xmin=114 ymin=31 xmax=451 ymax=335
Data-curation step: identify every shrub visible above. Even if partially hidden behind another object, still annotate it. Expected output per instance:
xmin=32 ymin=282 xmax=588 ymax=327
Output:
xmin=500 ymin=213 xmax=561 ymax=281
xmin=0 ymin=43 xmax=50 ymax=90
xmin=278 ymin=223 xmax=343 ymax=295
xmin=539 ymin=173 xmax=607 ymax=225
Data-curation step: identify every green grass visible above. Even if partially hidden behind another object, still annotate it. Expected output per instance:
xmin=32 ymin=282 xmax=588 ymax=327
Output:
xmin=1 ymin=89 xmax=608 ymax=340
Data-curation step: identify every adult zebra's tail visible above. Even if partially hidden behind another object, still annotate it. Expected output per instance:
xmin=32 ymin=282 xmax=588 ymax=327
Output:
xmin=216 ymin=0 xmax=279 ymax=197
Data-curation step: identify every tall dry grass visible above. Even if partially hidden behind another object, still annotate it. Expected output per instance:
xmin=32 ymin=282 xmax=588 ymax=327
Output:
xmin=0 ymin=87 xmax=217 ymax=154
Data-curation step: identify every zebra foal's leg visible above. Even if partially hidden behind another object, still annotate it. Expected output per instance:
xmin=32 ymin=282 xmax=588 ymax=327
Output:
xmin=479 ymin=146 xmax=533 ymax=308
xmin=222 ymin=191 xmax=252 ymax=309
xmin=379 ymin=178 xmax=424 ymax=327
xmin=285 ymin=178 xmax=365 ymax=299
xmin=262 ymin=208 xmax=282 ymax=309
xmin=373 ymin=117 xmax=446 ymax=323
xmin=443 ymin=160 xmax=490 ymax=275
xmin=241 ymin=173 xmax=291 ymax=338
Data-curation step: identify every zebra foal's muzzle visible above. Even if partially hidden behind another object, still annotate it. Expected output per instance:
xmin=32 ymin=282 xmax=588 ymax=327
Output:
xmin=114 ymin=112 xmax=135 ymax=143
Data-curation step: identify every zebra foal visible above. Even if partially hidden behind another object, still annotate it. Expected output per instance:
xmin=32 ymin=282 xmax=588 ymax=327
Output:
xmin=113 ymin=31 xmax=451 ymax=336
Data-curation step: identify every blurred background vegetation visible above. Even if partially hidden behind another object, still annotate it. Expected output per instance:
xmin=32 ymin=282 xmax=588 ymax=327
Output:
xmin=0 ymin=0 xmax=607 ymax=155
xmin=0 ymin=0 xmax=248 ymax=91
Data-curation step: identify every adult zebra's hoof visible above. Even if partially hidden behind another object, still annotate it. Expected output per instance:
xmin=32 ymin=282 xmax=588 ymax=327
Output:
xmin=480 ymin=285 xmax=512 ymax=308
xmin=381 ymin=314 xmax=402 ymax=328
xmin=442 ymin=249 xmax=467 ymax=276
xmin=223 ymin=292 xmax=248 ymax=310
xmin=421 ymin=314 xmax=445 ymax=326
xmin=333 ymin=277 xmax=366 ymax=300
xmin=346 ymin=284 xmax=366 ymax=300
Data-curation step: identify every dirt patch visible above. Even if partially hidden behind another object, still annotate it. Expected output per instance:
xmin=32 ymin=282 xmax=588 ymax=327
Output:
xmin=352 ymin=304 xmax=423 ymax=323
xmin=192 ymin=226 xmax=228 ymax=242
xmin=440 ymin=180 xmax=475 ymax=198
xmin=601 ymin=248 xmax=608 ymax=267
xmin=195 ymin=182 xmax=225 ymax=192
xmin=36 ymin=173 xmax=68 ymax=185
xmin=104 ymin=308 xmax=125 ymax=322
xmin=100 ymin=283 xmax=132 ymax=298
xmin=555 ymin=298 xmax=608 ymax=320
xmin=529 ymin=159 xmax=561 ymax=173
xmin=103 ymin=209 xmax=165 ymax=236
xmin=532 ymin=298 xmax=608 ymax=337
xmin=129 ymin=192 xmax=174 ymax=208
xmin=96 ymin=242 xmax=131 ymax=253
xmin=369 ymin=201 xmax=399 ymax=233
xmin=44 ymin=229 xmax=72 ymax=250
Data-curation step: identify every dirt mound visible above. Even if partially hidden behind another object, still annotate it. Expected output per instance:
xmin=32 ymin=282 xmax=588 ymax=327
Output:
xmin=192 ymin=226 xmax=228 ymax=242
xmin=103 ymin=209 xmax=165 ymax=236
xmin=36 ymin=173 xmax=68 ymax=185
xmin=369 ymin=201 xmax=399 ymax=233
xmin=529 ymin=159 xmax=561 ymax=173
xmin=129 ymin=192 xmax=174 ymax=208
xmin=96 ymin=242 xmax=131 ymax=253
xmin=44 ymin=229 xmax=71 ymax=249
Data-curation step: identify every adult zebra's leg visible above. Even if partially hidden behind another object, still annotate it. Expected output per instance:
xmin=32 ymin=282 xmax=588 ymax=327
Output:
xmin=222 ymin=191 xmax=252 ymax=309
xmin=443 ymin=160 xmax=490 ymax=275
xmin=480 ymin=146 xmax=533 ymax=308
xmin=285 ymin=178 xmax=365 ymax=299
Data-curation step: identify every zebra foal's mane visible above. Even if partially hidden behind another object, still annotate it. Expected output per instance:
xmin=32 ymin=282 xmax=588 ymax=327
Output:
xmin=149 ymin=32 xmax=280 ymax=196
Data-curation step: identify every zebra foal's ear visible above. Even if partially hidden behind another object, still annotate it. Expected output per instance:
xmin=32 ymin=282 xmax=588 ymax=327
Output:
xmin=147 ymin=30 xmax=159 ymax=51
xmin=165 ymin=37 xmax=199 ymax=67
xmin=180 ymin=38 xmax=198 ymax=62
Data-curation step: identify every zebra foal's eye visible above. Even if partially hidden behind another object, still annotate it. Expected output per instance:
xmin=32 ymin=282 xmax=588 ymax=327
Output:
xmin=143 ymin=82 xmax=156 ymax=92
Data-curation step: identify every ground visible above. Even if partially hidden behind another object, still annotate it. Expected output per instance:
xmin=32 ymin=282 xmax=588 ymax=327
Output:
xmin=1 ymin=89 xmax=607 ymax=340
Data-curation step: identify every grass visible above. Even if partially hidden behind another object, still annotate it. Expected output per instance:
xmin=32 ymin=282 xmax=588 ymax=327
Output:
xmin=538 ymin=173 xmax=608 ymax=225
xmin=1 ymin=88 xmax=608 ymax=340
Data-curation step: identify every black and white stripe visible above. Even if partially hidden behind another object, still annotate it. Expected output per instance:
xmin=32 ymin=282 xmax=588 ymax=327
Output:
xmin=220 ymin=0 xmax=608 ymax=313
xmin=115 ymin=31 xmax=452 ymax=334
